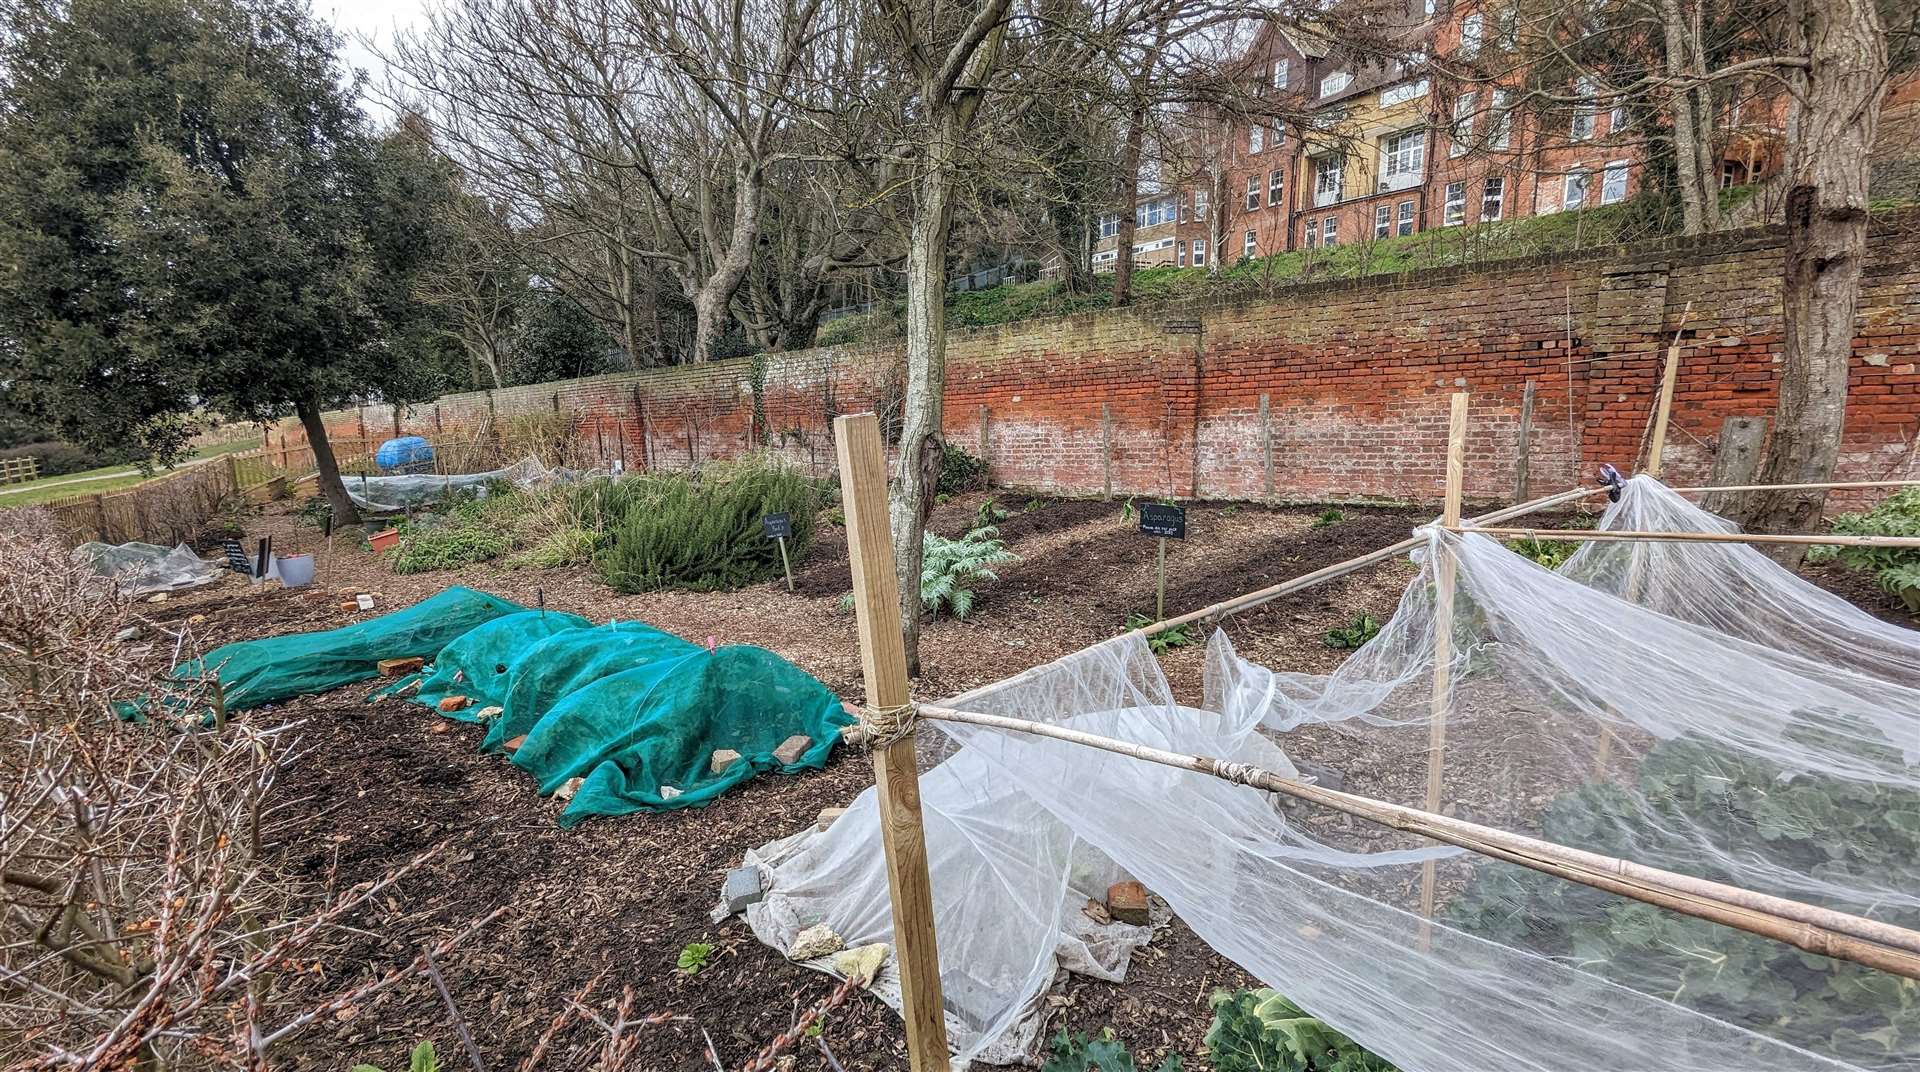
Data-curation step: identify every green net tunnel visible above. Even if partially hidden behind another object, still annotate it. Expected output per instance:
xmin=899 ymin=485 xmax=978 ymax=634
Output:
xmin=184 ymin=588 xmax=852 ymax=824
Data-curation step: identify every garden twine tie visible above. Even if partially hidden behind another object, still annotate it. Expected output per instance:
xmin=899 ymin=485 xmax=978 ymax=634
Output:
xmin=859 ymin=701 xmax=920 ymax=750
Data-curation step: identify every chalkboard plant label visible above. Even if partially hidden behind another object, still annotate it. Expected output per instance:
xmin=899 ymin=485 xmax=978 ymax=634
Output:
xmin=762 ymin=512 xmax=793 ymax=540
xmin=1139 ymin=503 xmax=1186 ymax=540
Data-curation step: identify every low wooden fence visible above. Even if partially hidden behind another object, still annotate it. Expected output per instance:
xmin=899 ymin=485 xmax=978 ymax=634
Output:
xmin=0 ymin=457 xmax=40 ymax=485
xmin=38 ymin=431 xmax=509 ymax=546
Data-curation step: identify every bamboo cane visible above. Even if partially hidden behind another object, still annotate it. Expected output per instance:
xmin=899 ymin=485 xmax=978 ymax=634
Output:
xmin=1453 ymin=526 xmax=1920 ymax=549
xmin=1125 ymin=485 xmax=1598 ymax=644
xmin=913 ymin=702 xmax=1920 ymax=978
xmin=1419 ymin=393 xmax=1469 ymax=943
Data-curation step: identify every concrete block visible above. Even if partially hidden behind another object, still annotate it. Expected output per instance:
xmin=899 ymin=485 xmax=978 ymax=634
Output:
xmin=723 ymin=866 xmax=764 ymax=913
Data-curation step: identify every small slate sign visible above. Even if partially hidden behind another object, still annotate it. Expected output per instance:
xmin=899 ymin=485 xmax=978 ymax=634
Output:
xmin=1163 ymin=319 xmax=1202 ymax=334
xmin=762 ymin=512 xmax=793 ymax=540
xmin=222 ymin=538 xmax=254 ymax=576
xmin=1139 ymin=503 xmax=1187 ymax=540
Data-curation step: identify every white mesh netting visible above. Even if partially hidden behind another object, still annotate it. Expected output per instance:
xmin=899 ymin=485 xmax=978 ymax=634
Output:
xmin=73 ymin=541 xmax=220 ymax=595
xmin=341 ymin=456 xmax=556 ymax=512
xmin=740 ymin=476 xmax=1920 ymax=1071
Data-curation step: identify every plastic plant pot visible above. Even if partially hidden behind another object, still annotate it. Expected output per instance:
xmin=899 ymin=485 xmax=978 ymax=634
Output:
xmin=367 ymin=528 xmax=401 ymax=553
xmin=275 ymin=553 xmax=316 ymax=588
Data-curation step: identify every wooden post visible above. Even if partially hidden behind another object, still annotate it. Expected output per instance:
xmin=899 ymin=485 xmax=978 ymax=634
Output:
xmin=1259 ymin=392 xmax=1274 ymax=501
xmin=1419 ymin=392 xmax=1469 ymax=940
xmin=833 ymin=413 xmax=950 ymax=1070
xmin=776 ymin=535 xmax=794 ymax=592
xmin=225 ymin=453 xmax=241 ymax=495
xmin=1156 ymin=537 xmax=1168 ymax=620
xmin=1101 ymin=403 xmax=1114 ymax=501
xmin=1646 ymin=342 xmax=1682 ymax=478
xmin=1513 ymin=379 xmax=1535 ymax=501
xmin=977 ymin=404 xmax=990 ymax=473
xmin=392 ymin=405 xmax=403 ymax=438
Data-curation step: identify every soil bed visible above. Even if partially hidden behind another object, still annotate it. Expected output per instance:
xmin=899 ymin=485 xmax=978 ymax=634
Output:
xmin=130 ymin=488 xmax=1907 ymax=1070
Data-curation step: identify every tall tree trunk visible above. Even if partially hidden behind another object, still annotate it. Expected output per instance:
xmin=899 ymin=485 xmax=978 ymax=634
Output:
xmin=1661 ymin=0 xmax=1719 ymax=234
xmin=296 ymin=399 xmax=361 ymax=527
xmin=688 ymin=163 xmax=765 ymax=363
xmin=1733 ymin=0 xmax=1887 ymax=555
xmin=1112 ymin=138 xmax=1141 ymax=307
xmin=891 ymin=157 xmax=954 ymax=677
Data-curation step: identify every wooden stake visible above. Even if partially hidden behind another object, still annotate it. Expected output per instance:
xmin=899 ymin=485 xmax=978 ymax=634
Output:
xmin=1646 ymin=343 xmax=1682 ymax=478
xmin=832 ymin=413 xmax=949 ymax=1070
xmin=1101 ymin=402 xmax=1115 ymax=501
xmin=1259 ymin=392 xmax=1274 ymax=500
xmin=776 ymin=535 xmax=794 ymax=592
xmin=1420 ymin=391 xmax=1469 ymax=939
xmin=1513 ymin=380 xmax=1535 ymax=501
xmin=1156 ymin=536 xmax=1168 ymax=620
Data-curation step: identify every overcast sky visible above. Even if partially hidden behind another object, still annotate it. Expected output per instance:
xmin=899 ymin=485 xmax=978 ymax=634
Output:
xmin=315 ymin=0 xmax=430 ymax=112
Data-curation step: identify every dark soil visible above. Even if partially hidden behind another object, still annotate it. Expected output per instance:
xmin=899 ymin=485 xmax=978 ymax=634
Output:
xmin=132 ymin=486 xmax=1911 ymax=1072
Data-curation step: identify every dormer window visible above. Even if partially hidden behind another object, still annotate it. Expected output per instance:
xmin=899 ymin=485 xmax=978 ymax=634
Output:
xmin=1320 ymin=70 xmax=1352 ymax=97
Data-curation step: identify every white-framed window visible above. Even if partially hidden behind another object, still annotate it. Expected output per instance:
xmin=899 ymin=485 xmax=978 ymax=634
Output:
xmin=1489 ymin=88 xmax=1513 ymax=149
xmin=1570 ymin=78 xmax=1597 ymax=140
xmin=1563 ymin=169 xmax=1589 ymax=209
xmin=1250 ymin=125 xmax=1265 ymax=154
xmin=1460 ymin=12 xmax=1483 ymax=56
xmin=1269 ymin=168 xmax=1285 ymax=206
xmin=1397 ymin=199 xmax=1416 ymax=235
xmin=1313 ymin=154 xmax=1344 ymax=206
xmin=1304 ymin=218 xmax=1318 ymax=248
xmin=1273 ymin=61 xmax=1290 ymax=89
xmin=1424 ymin=0 xmax=1437 ymax=15
xmin=1177 ymin=242 xmax=1187 ymax=266
xmin=1380 ymin=129 xmax=1425 ymax=191
xmin=1192 ymin=190 xmax=1209 ymax=220
xmin=1322 ymin=217 xmax=1338 ymax=247
xmin=1450 ymin=92 xmax=1476 ymax=157
xmin=1092 ymin=249 xmax=1118 ymax=264
xmin=1244 ymin=229 xmax=1257 ymax=258
xmin=1609 ymin=104 xmax=1629 ymax=134
xmin=1098 ymin=214 xmax=1120 ymax=239
xmin=1443 ymin=181 xmax=1467 ymax=226
xmin=1380 ymin=79 xmax=1429 ymax=108
xmin=1374 ymin=203 xmax=1392 ymax=238
xmin=1190 ymin=239 xmax=1207 ymax=266
xmin=1246 ymin=174 xmax=1261 ymax=210
xmin=1482 ymin=176 xmax=1505 ymax=220
xmin=1601 ymin=160 xmax=1629 ymax=204
xmin=1271 ymin=123 xmax=1286 ymax=149
xmin=1321 ymin=70 xmax=1352 ymax=98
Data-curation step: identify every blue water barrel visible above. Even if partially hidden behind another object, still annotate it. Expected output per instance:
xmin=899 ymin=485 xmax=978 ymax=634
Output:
xmin=374 ymin=436 xmax=435 ymax=470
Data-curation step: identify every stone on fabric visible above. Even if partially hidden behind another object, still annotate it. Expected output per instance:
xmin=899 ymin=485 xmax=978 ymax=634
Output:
xmin=773 ymin=734 xmax=813 ymax=765
xmin=710 ymin=748 xmax=743 ymax=774
xmin=1106 ymin=880 xmax=1150 ymax=926
xmin=787 ymin=923 xmax=844 ymax=961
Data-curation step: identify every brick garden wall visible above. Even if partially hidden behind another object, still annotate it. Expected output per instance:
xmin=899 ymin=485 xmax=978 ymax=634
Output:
xmin=285 ymin=214 xmax=1920 ymax=509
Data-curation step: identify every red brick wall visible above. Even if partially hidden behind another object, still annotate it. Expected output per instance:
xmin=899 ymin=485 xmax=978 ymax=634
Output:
xmin=286 ymin=214 xmax=1920 ymax=510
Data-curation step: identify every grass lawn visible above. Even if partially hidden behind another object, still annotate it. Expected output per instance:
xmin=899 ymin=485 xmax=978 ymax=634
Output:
xmin=0 ymin=436 xmax=262 ymax=508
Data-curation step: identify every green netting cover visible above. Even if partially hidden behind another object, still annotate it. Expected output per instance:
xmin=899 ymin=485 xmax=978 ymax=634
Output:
xmin=426 ymin=617 xmax=850 ymax=825
xmin=407 ymin=609 xmax=594 ymax=720
xmin=190 ymin=587 xmax=851 ymax=824
xmin=188 ymin=587 xmax=525 ymax=711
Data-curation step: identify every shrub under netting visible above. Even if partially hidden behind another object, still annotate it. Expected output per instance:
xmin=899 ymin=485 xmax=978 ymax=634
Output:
xmin=740 ymin=477 xmax=1920 ymax=1069
xmin=184 ymin=589 xmax=851 ymax=824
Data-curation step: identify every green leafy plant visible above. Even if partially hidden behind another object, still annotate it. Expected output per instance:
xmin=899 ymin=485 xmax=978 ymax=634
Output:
xmin=938 ymin=444 xmax=989 ymax=494
xmin=1121 ymin=497 xmax=1137 ymax=523
xmin=505 ymin=525 xmax=595 ymax=569
xmin=351 ymin=1040 xmax=440 ymax=1072
xmin=1126 ymin=613 xmax=1196 ymax=654
xmin=1321 ymin=614 xmax=1381 ymax=649
xmin=677 ymin=941 xmax=716 ymax=975
xmin=976 ymin=496 xmax=1009 ymax=529
xmin=1312 ymin=509 xmax=1346 ymax=529
xmin=922 ymin=526 xmax=1019 ymax=619
xmin=1808 ymin=488 xmax=1920 ymax=610
xmin=594 ymin=459 xmax=822 ymax=593
xmin=387 ymin=495 xmax=518 ymax=574
xmin=1444 ymin=722 xmax=1920 ymax=1068
xmin=1205 ymin=989 xmax=1396 ymax=1072
xmin=1504 ymin=536 xmax=1578 ymax=570
xmin=1042 ymin=1028 xmax=1182 ymax=1072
